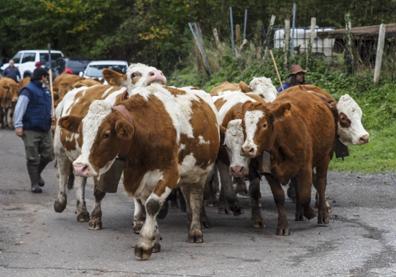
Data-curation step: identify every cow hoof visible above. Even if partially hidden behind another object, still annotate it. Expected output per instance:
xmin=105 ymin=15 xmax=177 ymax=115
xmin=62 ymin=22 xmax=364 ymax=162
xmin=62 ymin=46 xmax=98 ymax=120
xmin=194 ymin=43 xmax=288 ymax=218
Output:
xmin=252 ymin=217 xmax=264 ymax=229
xmin=318 ymin=211 xmax=329 ymax=225
xmin=276 ymin=227 xmax=290 ymax=236
xmin=76 ymin=210 xmax=90 ymax=222
xmin=188 ymin=229 xmax=203 ymax=243
xmin=152 ymin=242 xmax=161 ymax=253
xmin=134 ymin=245 xmax=153 ymax=260
xmin=230 ymin=205 xmax=242 ymax=216
xmin=133 ymin=220 xmax=144 ymax=234
xmin=304 ymin=207 xmax=316 ymax=220
xmin=88 ymin=218 xmax=102 ymax=230
xmin=54 ymin=199 xmax=67 ymax=213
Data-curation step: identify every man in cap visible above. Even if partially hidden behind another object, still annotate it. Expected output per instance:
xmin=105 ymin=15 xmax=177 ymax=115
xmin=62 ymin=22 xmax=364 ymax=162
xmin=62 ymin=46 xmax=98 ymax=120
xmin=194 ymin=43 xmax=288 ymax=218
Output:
xmin=277 ymin=64 xmax=307 ymax=92
xmin=13 ymin=68 xmax=54 ymax=193
xmin=3 ymin=59 xmax=21 ymax=82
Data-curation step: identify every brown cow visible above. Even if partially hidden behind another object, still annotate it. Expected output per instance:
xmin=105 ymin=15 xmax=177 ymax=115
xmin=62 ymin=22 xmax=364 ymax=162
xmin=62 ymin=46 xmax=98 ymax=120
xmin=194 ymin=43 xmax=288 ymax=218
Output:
xmin=241 ymin=88 xmax=336 ymax=235
xmin=59 ymin=84 xmax=219 ymax=260
xmin=0 ymin=77 xmax=19 ymax=128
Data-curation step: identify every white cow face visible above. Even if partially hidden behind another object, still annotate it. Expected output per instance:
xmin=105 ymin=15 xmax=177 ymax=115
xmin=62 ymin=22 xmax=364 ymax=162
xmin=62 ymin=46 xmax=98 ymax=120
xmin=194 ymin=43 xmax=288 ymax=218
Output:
xmin=337 ymin=94 xmax=369 ymax=145
xmin=127 ymin=63 xmax=167 ymax=91
xmin=224 ymin=119 xmax=250 ymax=177
xmin=249 ymin=77 xmax=277 ymax=102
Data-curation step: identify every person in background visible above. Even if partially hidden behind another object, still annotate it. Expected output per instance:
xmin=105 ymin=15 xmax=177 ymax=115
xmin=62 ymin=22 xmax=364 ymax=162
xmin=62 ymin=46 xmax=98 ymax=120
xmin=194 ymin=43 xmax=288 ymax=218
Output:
xmin=35 ymin=61 xmax=43 ymax=69
xmin=277 ymin=64 xmax=306 ymax=93
xmin=13 ymin=68 xmax=54 ymax=193
xmin=3 ymin=59 xmax=21 ymax=82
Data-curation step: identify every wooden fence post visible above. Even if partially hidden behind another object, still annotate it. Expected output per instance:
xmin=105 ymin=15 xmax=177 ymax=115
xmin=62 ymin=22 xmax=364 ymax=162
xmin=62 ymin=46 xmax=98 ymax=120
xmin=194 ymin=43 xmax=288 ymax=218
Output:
xmin=284 ymin=19 xmax=290 ymax=69
xmin=229 ymin=7 xmax=236 ymax=56
xmin=188 ymin=22 xmax=211 ymax=76
xmin=254 ymin=20 xmax=263 ymax=59
xmin=374 ymin=23 xmax=386 ymax=84
xmin=307 ymin=17 xmax=316 ymax=69
xmin=344 ymin=13 xmax=354 ymax=75
xmin=213 ymin=28 xmax=223 ymax=53
xmin=263 ymin=15 xmax=276 ymax=61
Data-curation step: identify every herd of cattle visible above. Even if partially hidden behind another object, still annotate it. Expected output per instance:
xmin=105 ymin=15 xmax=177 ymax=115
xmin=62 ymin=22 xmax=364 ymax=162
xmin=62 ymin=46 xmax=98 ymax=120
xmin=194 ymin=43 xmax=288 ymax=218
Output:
xmin=0 ymin=64 xmax=369 ymax=260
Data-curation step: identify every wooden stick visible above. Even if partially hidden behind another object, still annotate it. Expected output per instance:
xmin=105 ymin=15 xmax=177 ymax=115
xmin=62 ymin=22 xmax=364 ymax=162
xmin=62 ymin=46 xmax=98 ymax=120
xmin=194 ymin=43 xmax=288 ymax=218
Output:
xmin=269 ymin=49 xmax=283 ymax=90
xmin=47 ymin=44 xmax=55 ymax=117
xmin=373 ymin=23 xmax=386 ymax=84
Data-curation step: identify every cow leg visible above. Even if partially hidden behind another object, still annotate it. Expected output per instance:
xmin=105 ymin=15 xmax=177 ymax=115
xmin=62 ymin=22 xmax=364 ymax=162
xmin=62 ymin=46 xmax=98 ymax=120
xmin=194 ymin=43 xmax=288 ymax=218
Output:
xmin=265 ymin=174 xmax=289 ymax=235
xmin=89 ymin=185 xmax=106 ymax=230
xmin=249 ymin=176 xmax=263 ymax=228
xmin=0 ymin=108 xmax=4 ymax=129
xmin=295 ymin=170 xmax=315 ymax=221
xmin=217 ymin=161 xmax=241 ymax=216
xmin=316 ymin=162 xmax=330 ymax=225
xmin=7 ymin=107 xmax=13 ymax=129
xmin=134 ymin=186 xmax=173 ymax=260
xmin=132 ymin=198 xmax=146 ymax=234
xmin=181 ymin=183 xmax=205 ymax=243
xmin=74 ymin=176 xmax=90 ymax=222
xmin=54 ymin=155 xmax=71 ymax=213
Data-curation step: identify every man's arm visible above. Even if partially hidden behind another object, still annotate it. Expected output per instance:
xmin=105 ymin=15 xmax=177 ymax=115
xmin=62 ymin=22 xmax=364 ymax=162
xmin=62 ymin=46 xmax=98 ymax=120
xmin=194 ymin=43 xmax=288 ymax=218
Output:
xmin=14 ymin=94 xmax=29 ymax=136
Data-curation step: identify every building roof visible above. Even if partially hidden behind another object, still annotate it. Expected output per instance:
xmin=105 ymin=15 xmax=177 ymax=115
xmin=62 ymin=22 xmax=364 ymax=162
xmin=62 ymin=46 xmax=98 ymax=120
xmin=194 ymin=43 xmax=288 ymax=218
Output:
xmin=317 ymin=23 xmax=396 ymax=38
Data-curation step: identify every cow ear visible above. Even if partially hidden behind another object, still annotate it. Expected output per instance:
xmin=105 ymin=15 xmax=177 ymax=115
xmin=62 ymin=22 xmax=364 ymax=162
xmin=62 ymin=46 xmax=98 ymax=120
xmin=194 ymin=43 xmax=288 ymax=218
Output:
xmin=219 ymin=125 xmax=226 ymax=142
xmin=115 ymin=119 xmax=134 ymax=140
xmin=239 ymin=81 xmax=252 ymax=93
xmin=103 ymin=68 xmax=127 ymax=86
xmin=270 ymin=102 xmax=291 ymax=120
xmin=115 ymin=90 xmax=129 ymax=105
xmin=58 ymin=115 xmax=82 ymax=133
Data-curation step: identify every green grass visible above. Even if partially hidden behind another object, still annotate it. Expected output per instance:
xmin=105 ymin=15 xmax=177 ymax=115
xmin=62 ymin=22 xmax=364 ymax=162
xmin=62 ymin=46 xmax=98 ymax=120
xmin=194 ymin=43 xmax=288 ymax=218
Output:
xmin=330 ymin=123 xmax=396 ymax=172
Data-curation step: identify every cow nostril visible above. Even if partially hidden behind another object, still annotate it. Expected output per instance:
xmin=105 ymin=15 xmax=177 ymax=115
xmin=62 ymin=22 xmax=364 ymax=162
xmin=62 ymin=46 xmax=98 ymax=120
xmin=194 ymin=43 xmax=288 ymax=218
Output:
xmin=359 ymin=135 xmax=369 ymax=144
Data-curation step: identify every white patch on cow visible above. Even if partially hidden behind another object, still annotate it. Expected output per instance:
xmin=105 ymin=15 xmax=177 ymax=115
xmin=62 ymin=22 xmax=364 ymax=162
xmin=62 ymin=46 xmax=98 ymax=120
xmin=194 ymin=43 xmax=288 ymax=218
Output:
xmin=133 ymin=170 xmax=164 ymax=200
xmin=198 ymin=135 xmax=210 ymax=145
xmin=179 ymin=153 xmax=213 ymax=184
xmin=58 ymin=86 xmax=87 ymax=117
xmin=215 ymin=92 xmax=257 ymax=124
xmin=102 ymin=86 xmax=116 ymax=98
xmin=224 ymin=119 xmax=250 ymax=170
xmin=242 ymin=110 xmax=264 ymax=156
xmin=179 ymin=144 xmax=186 ymax=152
xmin=73 ymin=100 xmax=114 ymax=176
xmin=337 ymin=94 xmax=369 ymax=145
xmin=249 ymin=77 xmax=277 ymax=102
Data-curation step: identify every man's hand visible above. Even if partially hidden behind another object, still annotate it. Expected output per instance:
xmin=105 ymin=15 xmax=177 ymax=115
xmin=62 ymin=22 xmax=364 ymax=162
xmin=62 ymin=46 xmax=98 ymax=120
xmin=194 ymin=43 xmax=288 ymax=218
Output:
xmin=15 ymin=127 xmax=24 ymax=137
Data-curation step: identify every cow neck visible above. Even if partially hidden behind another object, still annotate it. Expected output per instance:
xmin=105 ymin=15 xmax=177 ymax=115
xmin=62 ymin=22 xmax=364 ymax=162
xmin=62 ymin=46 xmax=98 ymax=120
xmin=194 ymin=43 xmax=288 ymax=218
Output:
xmin=112 ymin=104 xmax=134 ymax=161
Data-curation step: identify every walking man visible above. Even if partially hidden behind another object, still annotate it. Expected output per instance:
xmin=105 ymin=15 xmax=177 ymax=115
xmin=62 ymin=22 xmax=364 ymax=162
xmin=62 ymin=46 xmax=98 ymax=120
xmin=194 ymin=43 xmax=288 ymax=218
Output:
xmin=3 ymin=59 xmax=21 ymax=82
xmin=13 ymin=68 xmax=54 ymax=193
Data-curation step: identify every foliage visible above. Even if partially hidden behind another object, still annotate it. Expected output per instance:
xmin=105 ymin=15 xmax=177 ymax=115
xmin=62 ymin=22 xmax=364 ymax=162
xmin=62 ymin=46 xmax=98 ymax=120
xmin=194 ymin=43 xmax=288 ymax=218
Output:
xmin=1 ymin=0 xmax=396 ymax=72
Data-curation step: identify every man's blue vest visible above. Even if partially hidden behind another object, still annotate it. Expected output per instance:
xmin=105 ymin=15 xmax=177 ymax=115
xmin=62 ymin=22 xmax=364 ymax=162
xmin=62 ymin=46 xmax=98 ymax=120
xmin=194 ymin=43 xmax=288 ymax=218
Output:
xmin=21 ymin=81 xmax=52 ymax=132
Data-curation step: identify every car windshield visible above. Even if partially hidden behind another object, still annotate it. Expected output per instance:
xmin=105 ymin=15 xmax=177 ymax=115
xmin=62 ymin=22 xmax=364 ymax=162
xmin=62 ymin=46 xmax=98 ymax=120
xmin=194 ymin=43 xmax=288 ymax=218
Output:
xmin=85 ymin=64 xmax=127 ymax=78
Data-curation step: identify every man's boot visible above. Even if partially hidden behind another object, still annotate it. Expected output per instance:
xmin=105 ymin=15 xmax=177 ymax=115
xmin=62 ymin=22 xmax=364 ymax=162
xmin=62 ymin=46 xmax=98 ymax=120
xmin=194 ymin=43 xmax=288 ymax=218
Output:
xmin=37 ymin=159 xmax=50 ymax=187
xmin=27 ymin=163 xmax=42 ymax=193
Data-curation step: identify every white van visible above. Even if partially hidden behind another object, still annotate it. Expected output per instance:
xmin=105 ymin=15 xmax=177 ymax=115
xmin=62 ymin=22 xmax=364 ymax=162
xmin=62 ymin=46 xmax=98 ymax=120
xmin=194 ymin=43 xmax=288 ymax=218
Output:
xmin=1 ymin=50 xmax=64 ymax=77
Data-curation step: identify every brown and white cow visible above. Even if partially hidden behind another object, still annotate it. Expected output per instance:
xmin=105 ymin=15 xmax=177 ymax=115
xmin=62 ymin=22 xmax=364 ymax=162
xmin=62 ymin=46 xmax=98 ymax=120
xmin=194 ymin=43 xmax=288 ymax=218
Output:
xmin=53 ymin=73 xmax=102 ymax=107
xmin=213 ymin=91 xmax=268 ymax=227
xmin=0 ymin=77 xmax=19 ymax=129
xmin=241 ymin=88 xmax=337 ymax=235
xmin=53 ymin=63 xmax=167 ymax=224
xmin=59 ymin=84 xmax=220 ymax=260
xmin=210 ymin=77 xmax=277 ymax=102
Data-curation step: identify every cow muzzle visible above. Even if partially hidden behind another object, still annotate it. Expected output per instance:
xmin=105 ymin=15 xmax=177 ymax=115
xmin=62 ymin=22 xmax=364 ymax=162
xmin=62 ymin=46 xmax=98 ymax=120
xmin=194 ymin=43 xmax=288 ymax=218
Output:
xmin=73 ymin=162 xmax=94 ymax=177
xmin=147 ymin=69 xmax=167 ymax=85
xmin=230 ymin=165 xmax=248 ymax=177
xmin=358 ymin=133 xmax=369 ymax=144
xmin=241 ymin=143 xmax=257 ymax=158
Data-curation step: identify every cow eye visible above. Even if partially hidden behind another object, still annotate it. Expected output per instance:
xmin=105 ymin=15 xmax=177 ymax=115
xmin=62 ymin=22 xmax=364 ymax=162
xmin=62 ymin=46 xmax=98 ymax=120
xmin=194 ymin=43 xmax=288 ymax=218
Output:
xmin=131 ymin=72 xmax=142 ymax=78
xmin=103 ymin=131 xmax=111 ymax=139
xmin=262 ymin=122 xmax=268 ymax=128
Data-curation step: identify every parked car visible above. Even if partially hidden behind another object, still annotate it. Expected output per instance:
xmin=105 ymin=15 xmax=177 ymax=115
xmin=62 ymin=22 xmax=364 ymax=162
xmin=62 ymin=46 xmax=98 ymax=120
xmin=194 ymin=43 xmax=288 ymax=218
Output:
xmin=81 ymin=60 xmax=128 ymax=81
xmin=54 ymin=58 xmax=91 ymax=75
xmin=0 ymin=50 xmax=64 ymax=77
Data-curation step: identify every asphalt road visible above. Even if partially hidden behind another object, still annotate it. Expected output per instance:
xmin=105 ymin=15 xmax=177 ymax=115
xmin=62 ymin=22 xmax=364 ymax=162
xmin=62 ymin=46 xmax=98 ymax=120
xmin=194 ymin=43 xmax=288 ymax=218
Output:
xmin=1 ymin=129 xmax=396 ymax=277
